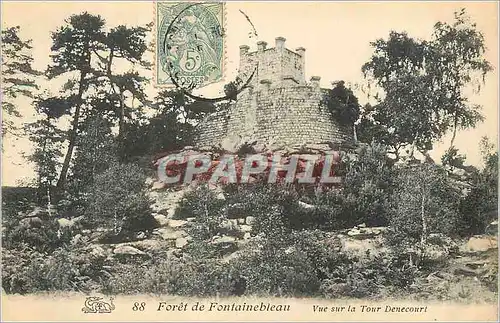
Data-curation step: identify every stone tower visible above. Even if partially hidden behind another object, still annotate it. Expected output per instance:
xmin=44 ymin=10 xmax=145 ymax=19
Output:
xmin=195 ymin=37 xmax=354 ymax=149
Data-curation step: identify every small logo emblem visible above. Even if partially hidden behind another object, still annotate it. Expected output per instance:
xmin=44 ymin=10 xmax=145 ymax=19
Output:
xmin=82 ymin=296 xmax=115 ymax=314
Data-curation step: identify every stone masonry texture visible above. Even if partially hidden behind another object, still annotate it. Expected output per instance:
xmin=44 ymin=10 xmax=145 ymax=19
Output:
xmin=195 ymin=37 xmax=354 ymax=148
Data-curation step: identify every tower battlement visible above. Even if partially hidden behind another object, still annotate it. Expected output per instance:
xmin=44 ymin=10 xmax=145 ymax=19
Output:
xmin=239 ymin=37 xmax=306 ymax=87
xmin=194 ymin=36 xmax=354 ymax=149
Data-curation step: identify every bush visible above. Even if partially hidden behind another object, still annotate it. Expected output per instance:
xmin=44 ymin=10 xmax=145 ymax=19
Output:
xmin=231 ymin=236 xmax=321 ymax=297
xmin=387 ymin=164 xmax=461 ymax=249
xmin=339 ymin=143 xmax=395 ymax=227
xmin=2 ymin=207 xmax=70 ymax=252
xmin=2 ymin=246 xmax=84 ymax=293
xmin=104 ymin=256 xmax=235 ymax=296
xmin=174 ymin=185 xmax=227 ymax=240
xmin=458 ymin=148 xmax=498 ymax=235
xmin=84 ymin=162 xmax=157 ymax=239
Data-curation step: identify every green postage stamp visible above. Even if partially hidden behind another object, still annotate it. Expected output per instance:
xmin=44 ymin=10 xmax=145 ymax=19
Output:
xmin=155 ymin=2 xmax=225 ymax=89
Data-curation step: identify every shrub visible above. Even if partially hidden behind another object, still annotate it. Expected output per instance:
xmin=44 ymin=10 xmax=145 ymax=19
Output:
xmin=2 ymin=246 xmax=84 ymax=293
xmin=339 ymin=143 xmax=395 ymax=227
xmin=84 ymin=162 xmax=157 ymax=239
xmin=458 ymin=148 xmax=498 ymax=235
xmin=386 ymin=163 xmax=462 ymax=264
xmin=104 ymin=256 xmax=235 ymax=296
xmin=231 ymin=237 xmax=321 ymax=297
xmin=3 ymin=207 xmax=70 ymax=252
xmin=174 ymin=185 xmax=227 ymax=240
xmin=320 ymin=252 xmax=418 ymax=299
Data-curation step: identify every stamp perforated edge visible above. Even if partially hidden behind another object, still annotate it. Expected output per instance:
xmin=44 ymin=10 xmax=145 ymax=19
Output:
xmin=152 ymin=1 xmax=228 ymax=89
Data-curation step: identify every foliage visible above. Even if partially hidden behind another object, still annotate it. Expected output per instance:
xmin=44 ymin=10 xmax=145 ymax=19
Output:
xmin=120 ymin=90 xmax=197 ymax=162
xmin=360 ymin=9 xmax=492 ymax=157
xmin=69 ymin=115 xmax=118 ymax=193
xmin=174 ymin=185 xmax=229 ymax=240
xmin=2 ymin=244 xmax=112 ymax=294
xmin=47 ymin=12 xmax=151 ymax=189
xmin=1 ymin=26 xmax=40 ymax=137
xmin=232 ymin=236 xmax=320 ymax=297
xmin=321 ymin=81 xmax=361 ymax=126
xmin=84 ymin=163 xmax=157 ymax=238
xmin=24 ymin=97 xmax=68 ymax=200
xmin=2 ymin=208 xmax=69 ymax=252
xmin=387 ymin=163 xmax=462 ymax=255
xmin=320 ymin=252 xmax=418 ymax=299
xmin=338 ymin=143 xmax=395 ymax=226
xmin=458 ymin=137 xmax=498 ymax=235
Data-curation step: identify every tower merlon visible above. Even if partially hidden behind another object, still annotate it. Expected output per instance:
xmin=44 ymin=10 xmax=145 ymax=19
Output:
xmin=275 ymin=37 xmax=286 ymax=51
xmin=239 ymin=45 xmax=250 ymax=55
xmin=257 ymin=41 xmax=268 ymax=52
xmin=310 ymin=76 xmax=321 ymax=88
xmin=295 ymin=47 xmax=306 ymax=56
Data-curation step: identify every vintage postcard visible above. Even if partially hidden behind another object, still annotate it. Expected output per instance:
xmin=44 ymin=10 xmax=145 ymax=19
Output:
xmin=1 ymin=1 xmax=498 ymax=322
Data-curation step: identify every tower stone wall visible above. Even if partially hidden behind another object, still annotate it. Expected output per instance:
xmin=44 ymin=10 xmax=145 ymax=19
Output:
xmin=194 ymin=37 xmax=354 ymax=149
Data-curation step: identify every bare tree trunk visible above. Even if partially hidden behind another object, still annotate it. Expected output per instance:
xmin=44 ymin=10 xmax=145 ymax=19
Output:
xmin=57 ymin=71 xmax=87 ymax=190
xmin=420 ymin=191 xmax=427 ymax=263
xmin=47 ymin=187 xmax=52 ymax=217
xmin=353 ymin=124 xmax=358 ymax=143
xmin=449 ymin=111 xmax=459 ymax=149
xmin=118 ymin=90 xmax=125 ymax=140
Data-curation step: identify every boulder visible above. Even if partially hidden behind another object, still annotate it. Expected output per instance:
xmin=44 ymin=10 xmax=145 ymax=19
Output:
xmin=347 ymin=228 xmax=361 ymax=237
xmin=221 ymin=219 xmax=239 ymax=231
xmin=465 ymin=261 xmax=488 ymax=270
xmin=128 ymin=239 xmax=173 ymax=252
xmin=175 ymin=237 xmax=189 ymax=248
xmin=113 ymin=245 xmax=147 ymax=256
xmin=57 ymin=217 xmax=80 ymax=228
xmin=87 ymin=244 xmax=108 ymax=259
xmin=461 ymin=235 xmax=498 ymax=253
xmin=423 ymin=244 xmax=448 ymax=262
xmin=152 ymin=181 xmax=166 ymax=190
xmin=153 ymin=213 xmax=169 ymax=226
xmin=454 ymin=267 xmax=478 ymax=277
xmin=212 ymin=236 xmax=238 ymax=255
xmin=240 ymin=225 xmax=252 ymax=233
xmin=145 ymin=177 xmax=155 ymax=186
xmin=298 ymin=201 xmax=315 ymax=210
xmin=154 ymin=228 xmax=187 ymax=240
xmin=237 ymin=218 xmax=245 ymax=224
xmin=213 ymin=236 xmax=236 ymax=244
xmin=243 ymin=232 xmax=252 ymax=240
xmin=304 ymin=143 xmax=331 ymax=151
xmin=246 ymin=216 xmax=256 ymax=225
xmin=221 ymin=135 xmax=241 ymax=152
xmin=347 ymin=227 xmax=384 ymax=239
xmin=168 ymin=219 xmax=188 ymax=228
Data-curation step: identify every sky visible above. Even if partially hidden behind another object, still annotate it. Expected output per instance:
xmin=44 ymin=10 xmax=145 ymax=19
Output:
xmin=1 ymin=1 xmax=498 ymax=186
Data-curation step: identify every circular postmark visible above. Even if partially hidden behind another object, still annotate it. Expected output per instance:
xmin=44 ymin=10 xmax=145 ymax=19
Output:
xmin=160 ymin=3 xmax=258 ymax=102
